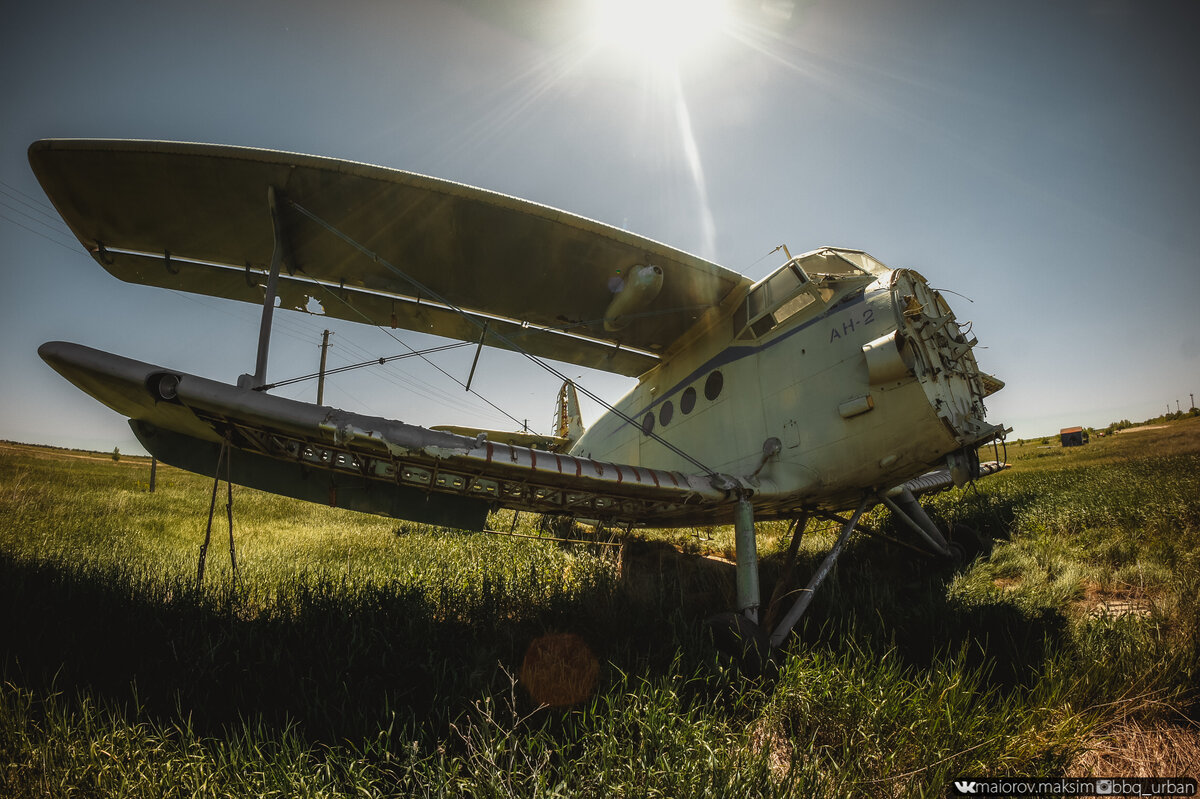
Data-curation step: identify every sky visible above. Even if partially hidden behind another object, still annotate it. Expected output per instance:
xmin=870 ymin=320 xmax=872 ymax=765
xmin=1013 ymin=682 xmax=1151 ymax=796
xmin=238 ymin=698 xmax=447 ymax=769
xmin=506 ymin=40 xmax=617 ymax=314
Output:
xmin=2 ymin=0 xmax=1198 ymax=455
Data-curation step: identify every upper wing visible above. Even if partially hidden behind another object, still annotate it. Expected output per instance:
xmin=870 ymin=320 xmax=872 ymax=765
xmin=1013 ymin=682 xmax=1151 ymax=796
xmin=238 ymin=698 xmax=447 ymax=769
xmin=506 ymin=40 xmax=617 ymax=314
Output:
xmin=30 ymin=139 xmax=751 ymax=377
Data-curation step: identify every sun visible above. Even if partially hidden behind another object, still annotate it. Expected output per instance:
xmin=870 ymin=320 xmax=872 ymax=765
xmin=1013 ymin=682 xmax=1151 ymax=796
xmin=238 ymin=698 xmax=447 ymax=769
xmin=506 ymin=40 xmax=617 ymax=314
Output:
xmin=583 ymin=0 xmax=732 ymax=71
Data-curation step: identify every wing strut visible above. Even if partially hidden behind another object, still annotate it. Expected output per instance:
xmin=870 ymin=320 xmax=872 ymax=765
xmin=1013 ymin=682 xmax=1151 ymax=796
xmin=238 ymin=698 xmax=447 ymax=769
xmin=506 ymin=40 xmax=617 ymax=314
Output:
xmin=464 ymin=320 xmax=489 ymax=393
xmin=238 ymin=186 xmax=289 ymax=390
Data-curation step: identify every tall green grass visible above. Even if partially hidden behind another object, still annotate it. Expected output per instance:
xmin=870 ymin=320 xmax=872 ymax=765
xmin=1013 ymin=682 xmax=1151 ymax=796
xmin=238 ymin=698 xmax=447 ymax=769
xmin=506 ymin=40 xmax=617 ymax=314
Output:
xmin=2 ymin=421 xmax=1197 ymax=797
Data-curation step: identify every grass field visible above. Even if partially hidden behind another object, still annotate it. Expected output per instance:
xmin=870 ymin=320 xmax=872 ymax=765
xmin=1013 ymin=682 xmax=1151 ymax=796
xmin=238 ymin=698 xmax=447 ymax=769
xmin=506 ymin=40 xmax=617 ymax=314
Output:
xmin=2 ymin=419 xmax=1198 ymax=797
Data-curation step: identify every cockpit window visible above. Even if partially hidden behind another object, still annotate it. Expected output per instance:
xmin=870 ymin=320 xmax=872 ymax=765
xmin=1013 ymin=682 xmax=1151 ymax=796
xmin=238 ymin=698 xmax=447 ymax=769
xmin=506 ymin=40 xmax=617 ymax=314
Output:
xmin=733 ymin=248 xmax=879 ymax=340
xmin=748 ymin=264 xmax=803 ymax=317
xmin=820 ymin=249 xmax=887 ymax=277
xmin=735 ymin=259 xmax=820 ymax=339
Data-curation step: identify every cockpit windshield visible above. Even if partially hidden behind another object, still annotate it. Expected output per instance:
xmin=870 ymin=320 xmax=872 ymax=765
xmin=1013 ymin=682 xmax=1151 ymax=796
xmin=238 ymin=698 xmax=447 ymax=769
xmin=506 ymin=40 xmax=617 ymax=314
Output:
xmin=810 ymin=249 xmax=887 ymax=279
xmin=733 ymin=247 xmax=882 ymax=340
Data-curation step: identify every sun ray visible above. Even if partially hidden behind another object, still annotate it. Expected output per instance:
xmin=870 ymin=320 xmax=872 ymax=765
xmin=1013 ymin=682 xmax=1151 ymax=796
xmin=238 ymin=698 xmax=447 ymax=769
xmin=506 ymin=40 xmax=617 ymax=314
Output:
xmin=422 ymin=42 xmax=597 ymax=171
xmin=667 ymin=68 xmax=718 ymax=261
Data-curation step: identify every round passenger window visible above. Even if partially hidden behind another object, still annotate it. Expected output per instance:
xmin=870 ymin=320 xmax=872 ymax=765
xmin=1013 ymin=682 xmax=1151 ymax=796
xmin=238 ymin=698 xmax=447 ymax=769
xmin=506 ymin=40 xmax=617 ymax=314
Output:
xmin=641 ymin=412 xmax=655 ymax=436
xmin=659 ymin=400 xmax=674 ymax=426
xmin=704 ymin=371 xmax=723 ymax=401
xmin=680 ymin=386 xmax=697 ymax=414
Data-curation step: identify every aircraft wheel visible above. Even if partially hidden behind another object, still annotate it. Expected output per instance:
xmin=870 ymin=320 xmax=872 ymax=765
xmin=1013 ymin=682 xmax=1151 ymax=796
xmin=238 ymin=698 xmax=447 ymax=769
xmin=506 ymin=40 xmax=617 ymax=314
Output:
xmin=948 ymin=524 xmax=990 ymax=560
xmin=706 ymin=612 xmax=769 ymax=673
xmin=944 ymin=540 xmax=969 ymax=568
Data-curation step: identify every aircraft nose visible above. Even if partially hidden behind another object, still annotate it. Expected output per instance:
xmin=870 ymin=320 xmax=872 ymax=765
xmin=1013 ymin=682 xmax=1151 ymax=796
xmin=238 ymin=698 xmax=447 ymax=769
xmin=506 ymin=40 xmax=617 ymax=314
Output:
xmin=890 ymin=270 xmax=1001 ymax=447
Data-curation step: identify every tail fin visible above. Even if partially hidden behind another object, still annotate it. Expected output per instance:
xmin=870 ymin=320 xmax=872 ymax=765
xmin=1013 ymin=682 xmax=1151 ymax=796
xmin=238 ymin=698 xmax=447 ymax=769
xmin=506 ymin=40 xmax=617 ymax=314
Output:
xmin=553 ymin=380 xmax=584 ymax=445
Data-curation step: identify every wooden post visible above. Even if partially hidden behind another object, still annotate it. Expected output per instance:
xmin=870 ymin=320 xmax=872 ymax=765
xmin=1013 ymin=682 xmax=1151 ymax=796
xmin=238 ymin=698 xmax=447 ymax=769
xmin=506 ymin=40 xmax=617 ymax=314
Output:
xmin=317 ymin=329 xmax=332 ymax=405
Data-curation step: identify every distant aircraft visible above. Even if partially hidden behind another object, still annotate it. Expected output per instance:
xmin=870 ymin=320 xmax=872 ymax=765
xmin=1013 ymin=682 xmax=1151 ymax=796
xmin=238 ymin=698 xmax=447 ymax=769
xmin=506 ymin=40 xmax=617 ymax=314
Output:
xmin=30 ymin=139 xmax=1008 ymax=651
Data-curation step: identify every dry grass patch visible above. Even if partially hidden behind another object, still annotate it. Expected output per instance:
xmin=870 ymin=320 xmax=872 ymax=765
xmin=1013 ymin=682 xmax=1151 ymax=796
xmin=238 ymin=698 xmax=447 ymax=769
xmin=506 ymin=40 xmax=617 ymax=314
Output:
xmin=1075 ymin=580 xmax=1157 ymax=619
xmin=1073 ymin=720 xmax=1200 ymax=777
xmin=749 ymin=717 xmax=794 ymax=781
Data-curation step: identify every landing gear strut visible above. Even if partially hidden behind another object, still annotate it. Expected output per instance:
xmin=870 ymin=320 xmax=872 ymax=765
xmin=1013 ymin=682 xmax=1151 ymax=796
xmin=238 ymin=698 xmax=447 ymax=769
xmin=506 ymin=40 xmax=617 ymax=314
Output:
xmin=709 ymin=494 xmax=873 ymax=662
xmin=712 ymin=483 xmax=989 ymax=661
xmin=707 ymin=498 xmax=770 ymax=666
xmin=767 ymin=496 xmax=871 ymax=649
xmin=733 ymin=498 xmax=760 ymax=623
xmin=880 ymin=487 xmax=952 ymax=558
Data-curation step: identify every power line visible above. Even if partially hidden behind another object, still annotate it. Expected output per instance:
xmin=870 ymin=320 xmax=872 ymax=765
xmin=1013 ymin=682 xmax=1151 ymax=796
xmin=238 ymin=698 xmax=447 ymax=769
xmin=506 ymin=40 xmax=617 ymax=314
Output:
xmin=0 ymin=179 xmax=59 ymax=215
xmin=0 ymin=197 xmax=73 ymax=235
xmin=0 ymin=210 xmax=82 ymax=255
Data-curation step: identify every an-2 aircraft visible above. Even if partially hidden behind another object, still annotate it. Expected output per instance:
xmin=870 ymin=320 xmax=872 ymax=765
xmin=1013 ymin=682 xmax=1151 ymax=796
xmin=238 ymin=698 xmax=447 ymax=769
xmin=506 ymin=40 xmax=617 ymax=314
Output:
xmin=30 ymin=139 xmax=1008 ymax=652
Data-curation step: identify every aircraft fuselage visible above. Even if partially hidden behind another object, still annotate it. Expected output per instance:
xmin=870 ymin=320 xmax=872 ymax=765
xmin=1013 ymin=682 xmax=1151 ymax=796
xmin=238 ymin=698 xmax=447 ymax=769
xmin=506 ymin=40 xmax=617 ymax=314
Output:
xmin=572 ymin=249 xmax=1002 ymax=514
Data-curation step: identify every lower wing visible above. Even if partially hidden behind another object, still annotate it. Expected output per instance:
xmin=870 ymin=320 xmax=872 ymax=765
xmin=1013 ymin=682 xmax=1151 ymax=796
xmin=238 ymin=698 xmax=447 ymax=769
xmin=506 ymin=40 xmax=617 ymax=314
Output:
xmin=38 ymin=341 xmax=730 ymax=529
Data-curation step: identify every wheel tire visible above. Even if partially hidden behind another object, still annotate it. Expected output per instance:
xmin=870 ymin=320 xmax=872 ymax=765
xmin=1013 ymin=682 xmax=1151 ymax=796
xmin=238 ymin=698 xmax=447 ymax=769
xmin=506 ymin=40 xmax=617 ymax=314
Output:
xmin=944 ymin=539 xmax=969 ymax=568
xmin=948 ymin=524 xmax=990 ymax=561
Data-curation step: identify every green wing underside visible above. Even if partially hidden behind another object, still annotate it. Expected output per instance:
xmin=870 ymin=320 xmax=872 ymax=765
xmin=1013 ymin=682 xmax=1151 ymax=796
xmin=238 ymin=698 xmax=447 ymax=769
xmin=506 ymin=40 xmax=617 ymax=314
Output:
xmin=30 ymin=139 xmax=751 ymax=377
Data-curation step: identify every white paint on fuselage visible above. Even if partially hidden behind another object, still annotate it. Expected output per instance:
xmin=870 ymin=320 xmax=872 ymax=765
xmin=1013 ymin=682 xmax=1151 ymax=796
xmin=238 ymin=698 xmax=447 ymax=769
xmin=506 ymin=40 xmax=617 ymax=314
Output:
xmin=570 ymin=265 xmax=973 ymax=512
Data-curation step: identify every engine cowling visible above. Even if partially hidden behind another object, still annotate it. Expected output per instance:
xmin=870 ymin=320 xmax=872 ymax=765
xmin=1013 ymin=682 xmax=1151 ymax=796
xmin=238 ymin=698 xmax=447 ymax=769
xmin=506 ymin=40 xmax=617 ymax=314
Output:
xmin=604 ymin=264 xmax=663 ymax=331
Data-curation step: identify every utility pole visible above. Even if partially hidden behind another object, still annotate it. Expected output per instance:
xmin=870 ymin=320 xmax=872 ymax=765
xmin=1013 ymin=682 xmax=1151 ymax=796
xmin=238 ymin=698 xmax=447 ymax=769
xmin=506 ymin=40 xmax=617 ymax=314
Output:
xmin=316 ymin=330 xmax=333 ymax=405
xmin=1191 ymin=393 xmax=1195 ymax=411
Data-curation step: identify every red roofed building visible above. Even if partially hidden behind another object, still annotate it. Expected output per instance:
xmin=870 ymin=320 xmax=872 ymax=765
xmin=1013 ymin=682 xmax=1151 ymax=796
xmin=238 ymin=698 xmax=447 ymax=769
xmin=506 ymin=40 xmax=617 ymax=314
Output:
xmin=1060 ymin=427 xmax=1088 ymax=447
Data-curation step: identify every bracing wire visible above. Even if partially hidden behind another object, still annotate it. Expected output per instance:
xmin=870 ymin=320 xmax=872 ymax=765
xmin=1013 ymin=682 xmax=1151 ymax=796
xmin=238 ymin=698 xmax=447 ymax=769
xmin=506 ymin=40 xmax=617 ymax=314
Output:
xmin=287 ymin=200 xmax=719 ymax=478
xmin=307 ymin=278 xmax=531 ymax=432
xmin=322 ymin=333 xmax=496 ymax=421
xmin=6 ymin=175 xmax=719 ymax=476
xmin=258 ymin=341 xmax=471 ymax=390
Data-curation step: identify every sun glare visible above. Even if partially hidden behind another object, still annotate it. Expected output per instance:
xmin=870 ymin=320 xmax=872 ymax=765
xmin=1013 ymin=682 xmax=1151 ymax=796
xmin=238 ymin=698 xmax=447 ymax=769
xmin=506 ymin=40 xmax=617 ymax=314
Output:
xmin=584 ymin=0 xmax=731 ymax=69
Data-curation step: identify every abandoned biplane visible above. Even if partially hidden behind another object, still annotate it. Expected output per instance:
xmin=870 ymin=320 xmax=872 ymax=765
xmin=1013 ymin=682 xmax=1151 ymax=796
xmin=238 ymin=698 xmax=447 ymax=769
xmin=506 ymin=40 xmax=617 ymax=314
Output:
xmin=30 ymin=139 xmax=1007 ymax=651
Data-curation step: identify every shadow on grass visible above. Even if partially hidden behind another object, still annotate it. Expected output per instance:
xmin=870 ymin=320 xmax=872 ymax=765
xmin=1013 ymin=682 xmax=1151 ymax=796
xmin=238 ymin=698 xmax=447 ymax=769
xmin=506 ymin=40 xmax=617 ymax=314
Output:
xmin=770 ymin=534 xmax=1068 ymax=690
xmin=1 ymin=518 xmax=1073 ymax=749
xmin=0 ymin=551 xmax=723 ymax=745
